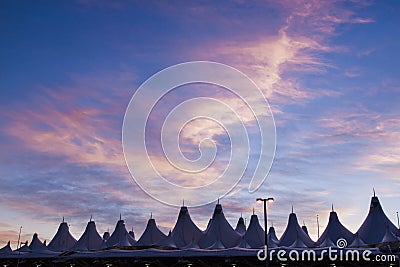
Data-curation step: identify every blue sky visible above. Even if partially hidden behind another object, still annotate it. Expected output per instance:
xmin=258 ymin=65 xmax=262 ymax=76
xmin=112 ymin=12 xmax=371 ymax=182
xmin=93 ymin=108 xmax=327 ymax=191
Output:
xmin=1 ymin=0 xmax=400 ymax=247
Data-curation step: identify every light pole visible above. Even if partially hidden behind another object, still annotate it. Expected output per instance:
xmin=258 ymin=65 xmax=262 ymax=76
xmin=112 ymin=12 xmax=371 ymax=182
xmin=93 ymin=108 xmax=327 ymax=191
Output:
xmin=257 ymin=197 xmax=274 ymax=266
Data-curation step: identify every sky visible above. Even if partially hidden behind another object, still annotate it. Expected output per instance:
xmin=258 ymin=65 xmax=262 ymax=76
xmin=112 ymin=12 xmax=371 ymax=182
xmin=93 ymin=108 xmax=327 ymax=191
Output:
xmin=1 ymin=0 xmax=400 ymax=248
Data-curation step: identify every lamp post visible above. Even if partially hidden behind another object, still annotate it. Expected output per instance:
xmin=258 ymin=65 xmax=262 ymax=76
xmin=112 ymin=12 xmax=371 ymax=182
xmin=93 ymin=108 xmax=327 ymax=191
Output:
xmin=257 ymin=197 xmax=274 ymax=266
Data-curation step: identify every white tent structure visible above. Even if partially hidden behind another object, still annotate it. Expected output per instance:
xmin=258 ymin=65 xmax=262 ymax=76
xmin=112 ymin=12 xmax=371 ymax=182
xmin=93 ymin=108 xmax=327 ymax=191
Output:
xmin=235 ymin=215 xmax=246 ymax=236
xmin=198 ymin=203 xmax=241 ymax=249
xmin=356 ymin=194 xmax=399 ymax=245
xmin=349 ymin=233 xmax=367 ymax=247
xmin=128 ymin=229 xmax=135 ymax=240
xmin=301 ymin=225 xmax=309 ymax=236
xmin=279 ymin=211 xmax=315 ymax=248
xmin=242 ymin=214 xmax=264 ymax=248
xmin=17 ymin=241 xmax=30 ymax=252
xmin=29 ymin=233 xmax=47 ymax=251
xmin=106 ymin=218 xmax=136 ymax=247
xmin=72 ymin=220 xmax=103 ymax=251
xmin=47 ymin=220 xmax=77 ymax=251
xmin=136 ymin=216 xmax=166 ymax=246
xmin=267 ymin=226 xmax=279 ymax=248
xmin=381 ymin=225 xmax=399 ymax=243
xmin=316 ymin=207 xmax=354 ymax=247
xmin=158 ymin=206 xmax=203 ymax=249
xmin=0 ymin=241 xmax=12 ymax=254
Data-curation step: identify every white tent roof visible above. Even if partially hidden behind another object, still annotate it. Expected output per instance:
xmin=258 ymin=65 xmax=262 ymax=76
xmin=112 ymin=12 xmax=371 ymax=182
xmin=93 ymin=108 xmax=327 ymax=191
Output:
xmin=235 ymin=216 xmax=246 ymax=235
xmin=47 ymin=221 xmax=77 ymax=251
xmin=349 ymin=233 xmax=366 ymax=247
xmin=0 ymin=241 xmax=12 ymax=254
xmin=17 ymin=241 xmax=30 ymax=252
xmin=317 ymin=210 xmax=354 ymax=247
xmin=106 ymin=219 xmax=136 ymax=247
xmin=128 ymin=230 xmax=135 ymax=240
xmin=157 ymin=230 xmax=177 ymax=248
xmin=356 ymin=195 xmax=398 ymax=245
xmin=236 ymin=235 xmax=252 ymax=248
xmin=302 ymin=225 xmax=309 ymax=235
xmin=318 ymin=237 xmax=335 ymax=248
xmin=198 ymin=203 xmax=241 ymax=249
xmin=268 ymin=226 xmax=279 ymax=248
xmin=159 ymin=206 xmax=202 ymax=249
xmin=279 ymin=212 xmax=315 ymax=248
xmin=243 ymin=214 xmax=264 ymax=248
xmin=381 ymin=225 xmax=399 ymax=243
xmin=136 ymin=218 xmax=166 ymax=246
xmin=72 ymin=220 xmax=103 ymax=251
xmin=29 ymin=233 xmax=47 ymax=251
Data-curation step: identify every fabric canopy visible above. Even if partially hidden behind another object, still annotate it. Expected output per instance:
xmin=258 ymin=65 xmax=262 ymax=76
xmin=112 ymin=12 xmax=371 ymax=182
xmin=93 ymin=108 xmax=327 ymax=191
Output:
xmin=48 ymin=221 xmax=77 ymax=251
xmin=72 ymin=220 xmax=103 ymax=251
xmin=198 ymin=203 xmax=241 ymax=249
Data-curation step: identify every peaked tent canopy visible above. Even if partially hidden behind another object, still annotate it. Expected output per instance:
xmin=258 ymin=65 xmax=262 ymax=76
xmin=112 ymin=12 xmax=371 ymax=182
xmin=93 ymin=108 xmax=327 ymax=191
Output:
xmin=381 ymin=225 xmax=399 ymax=243
xmin=356 ymin=196 xmax=398 ymax=245
xmin=235 ymin=216 xmax=246 ymax=235
xmin=17 ymin=241 xmax=30 ymax=252
xmin=302 ymin=225 xmax=309 ymax=236
xmin=279 ymin=213 xmax=315 ymax=248
xmin=349 ymin=233 xmax=366 ymax=247
xmin=242 ymin=214 xmax=264 ymax=248
xmin=317 ymin=210 xmax=354 ymax=247
xmin=268 ymin=226 xmax=279 ymax=248
xmin=136 ymin=218 xmax=166 ymax=246
xmin=158 ymin=206 xmax=202 ymax=248
xmin=198 ymin=203 xmax=241 ymax=249
xmin=106 ymin=219 xmax=136 ymax=247
xmin=29 ymin=233 xmax=47 ymax=251
xmin=47 ymin=221 xmax=77 ymax=251
xmin=128 ymin=230 xmax=135 ymax=240
xmin=0 ymin=241 xmax=12 ymax=254
xmin=72 ymin=220 xmax=103 ymax=251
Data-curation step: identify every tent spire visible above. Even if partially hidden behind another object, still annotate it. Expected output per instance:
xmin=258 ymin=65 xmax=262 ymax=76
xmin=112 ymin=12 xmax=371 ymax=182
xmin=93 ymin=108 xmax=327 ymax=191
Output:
xmin=182 ymin=199 xmax=185 ymax=206
xmin=252 ymin=207 xmax=255 ymax=215
xmin=332 ymin=203 xmax=334 ymax=212
xmin=373 ymin=187 xmax=376 ymax=197
xmin=150 ymin=212 xmax=152 ymax=219
xmin=217 ymin=198 xmax=220 ymax=204
xmin=62 ymin=216 xmax=64 ymax=223
xmin=120 ymin=213 xmax=122 ymax=220
xmin=291 ymin=205 xmax=294 ymax=213
xmin=240 ymin=212 xmax=242 ymax=218
xmin=90 ymin=215 xmax=92 ymax=222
